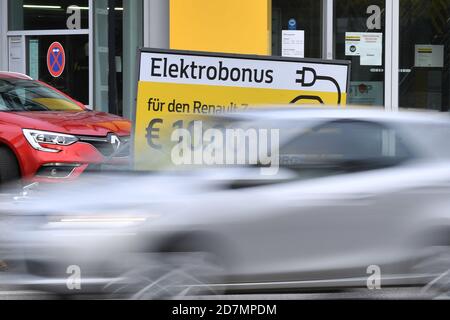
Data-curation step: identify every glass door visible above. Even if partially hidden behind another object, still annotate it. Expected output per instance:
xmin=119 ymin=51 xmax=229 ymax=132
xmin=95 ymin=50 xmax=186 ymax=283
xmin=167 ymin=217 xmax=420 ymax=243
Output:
xmin=334 ymin=0 xmax=386 ymax=107
xmin=399 ymin=0 xmax=450 ymax=111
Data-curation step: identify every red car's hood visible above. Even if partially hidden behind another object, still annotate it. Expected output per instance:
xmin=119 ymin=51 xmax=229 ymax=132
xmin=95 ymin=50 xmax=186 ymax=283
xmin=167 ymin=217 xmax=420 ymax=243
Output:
xmin=8 ymin=111 xmax=131 ymax=136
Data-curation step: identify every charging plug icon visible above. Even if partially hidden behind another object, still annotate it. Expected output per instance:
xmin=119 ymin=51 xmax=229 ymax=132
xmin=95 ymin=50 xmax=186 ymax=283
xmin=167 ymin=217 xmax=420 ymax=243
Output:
xmin=295 ymin=67 xmax=318 ymax=87
xmin=291 ymin=67 xmax=342 ymax=105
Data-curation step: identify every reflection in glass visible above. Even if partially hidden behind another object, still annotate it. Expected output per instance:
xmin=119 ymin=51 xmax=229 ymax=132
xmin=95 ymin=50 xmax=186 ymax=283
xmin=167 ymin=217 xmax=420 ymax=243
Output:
xmin=272 ymin=0 xmax=322 ymax=58
xmin=399 ymin=0 xmax=450 ymax=111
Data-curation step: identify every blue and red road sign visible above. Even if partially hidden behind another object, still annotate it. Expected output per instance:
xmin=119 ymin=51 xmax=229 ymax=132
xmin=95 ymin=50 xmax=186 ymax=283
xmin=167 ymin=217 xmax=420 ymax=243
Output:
xmin=47 ymin=42 xmax=65 ymax=78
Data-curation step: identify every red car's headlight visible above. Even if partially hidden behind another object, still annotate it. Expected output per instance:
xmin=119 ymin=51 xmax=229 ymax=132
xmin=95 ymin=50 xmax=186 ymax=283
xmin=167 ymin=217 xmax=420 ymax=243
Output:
xmin=23 ymin=129 xmax=78 ymax=153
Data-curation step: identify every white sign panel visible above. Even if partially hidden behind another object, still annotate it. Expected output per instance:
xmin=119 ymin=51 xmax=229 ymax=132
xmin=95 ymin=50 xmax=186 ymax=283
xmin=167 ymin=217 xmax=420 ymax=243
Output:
xmin=345 ymin=32 xmax=383 ymax=66
xmin=139 ymin=52 xmax=349 ymax=94
xmin=415 ymin=45 xmax=444 ymax=68
xmin=282 ymin=30 xmax=305 ymax=58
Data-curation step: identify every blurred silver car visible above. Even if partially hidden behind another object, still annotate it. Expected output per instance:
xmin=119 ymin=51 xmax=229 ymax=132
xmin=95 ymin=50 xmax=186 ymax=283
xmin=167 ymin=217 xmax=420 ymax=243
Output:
xmin=3 ymin=108 xmax=450 ymax=299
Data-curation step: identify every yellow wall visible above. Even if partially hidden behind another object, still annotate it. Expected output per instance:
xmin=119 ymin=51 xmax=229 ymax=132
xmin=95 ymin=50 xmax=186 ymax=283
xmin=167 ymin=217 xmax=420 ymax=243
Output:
xmin=170 ymin=0 xmax=271 ymax=55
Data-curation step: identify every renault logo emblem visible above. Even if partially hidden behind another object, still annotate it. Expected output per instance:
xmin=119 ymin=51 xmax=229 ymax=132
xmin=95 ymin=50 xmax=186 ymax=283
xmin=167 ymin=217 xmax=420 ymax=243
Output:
xmin=108 ymin=134 xmax=121 ymax=151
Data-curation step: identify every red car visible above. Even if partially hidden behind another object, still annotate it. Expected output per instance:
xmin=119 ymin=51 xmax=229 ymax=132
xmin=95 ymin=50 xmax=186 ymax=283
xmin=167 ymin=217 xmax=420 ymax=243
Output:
xmin=0 ymin=72 xmax=131 ymax=188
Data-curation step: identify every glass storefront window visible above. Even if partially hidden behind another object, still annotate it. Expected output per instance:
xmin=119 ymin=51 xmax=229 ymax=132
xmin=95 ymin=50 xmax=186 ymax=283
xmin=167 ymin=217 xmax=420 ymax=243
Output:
xmin=94 ymin=0 xmax=143 ymax=118
xmin=26 ymin=35 xmax=89 ymax=104
xmin=8 ymin=0 xmax=89 ymax=30
xmin=335 ymin=0 xmax=385 ymax=107
xmin=272 ymin=0 xmax=322 ymax=58
xmin=399 ymin=0 xmax=450 ymax=111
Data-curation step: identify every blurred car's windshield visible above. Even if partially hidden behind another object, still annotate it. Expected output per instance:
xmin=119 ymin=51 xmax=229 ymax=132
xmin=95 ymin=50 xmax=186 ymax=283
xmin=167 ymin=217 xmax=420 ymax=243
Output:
xmin=401 ymin=123 xmax=450 ymax=160
xmin=0 ymin=78 xmax=84 ymax=112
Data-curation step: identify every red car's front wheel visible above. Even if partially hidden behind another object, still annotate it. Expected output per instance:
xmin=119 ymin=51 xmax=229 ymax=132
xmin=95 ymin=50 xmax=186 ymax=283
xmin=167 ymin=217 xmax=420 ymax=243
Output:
xmin=0 ymin=146 xmax=21 ymax=192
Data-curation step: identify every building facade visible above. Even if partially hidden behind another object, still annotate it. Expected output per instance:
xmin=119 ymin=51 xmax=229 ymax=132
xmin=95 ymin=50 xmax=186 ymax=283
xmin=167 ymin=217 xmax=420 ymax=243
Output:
xmin=1 ymin=0 xmax=449 ymax=118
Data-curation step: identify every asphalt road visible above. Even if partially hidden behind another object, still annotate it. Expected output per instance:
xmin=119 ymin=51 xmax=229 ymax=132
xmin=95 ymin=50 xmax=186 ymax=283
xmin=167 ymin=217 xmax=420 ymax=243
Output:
xmin=0 ymin=287 xmax=447 ymax=300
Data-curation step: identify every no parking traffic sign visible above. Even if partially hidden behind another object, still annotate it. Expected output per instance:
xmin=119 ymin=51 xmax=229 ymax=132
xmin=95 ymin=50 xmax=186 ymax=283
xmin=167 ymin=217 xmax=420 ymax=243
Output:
xmin=47 ymin=42 xmax=65 ymax=78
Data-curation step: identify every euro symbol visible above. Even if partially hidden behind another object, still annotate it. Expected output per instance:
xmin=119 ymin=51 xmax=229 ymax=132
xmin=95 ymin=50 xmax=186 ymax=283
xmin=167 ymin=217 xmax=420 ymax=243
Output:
xmin=146 ymin=119 xmax=163 ymax=150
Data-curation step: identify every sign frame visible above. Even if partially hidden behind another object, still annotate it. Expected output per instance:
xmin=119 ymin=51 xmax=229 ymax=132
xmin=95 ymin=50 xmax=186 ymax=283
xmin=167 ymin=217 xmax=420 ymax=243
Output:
xmin=131 ymin=47 xmax=351 ymax=169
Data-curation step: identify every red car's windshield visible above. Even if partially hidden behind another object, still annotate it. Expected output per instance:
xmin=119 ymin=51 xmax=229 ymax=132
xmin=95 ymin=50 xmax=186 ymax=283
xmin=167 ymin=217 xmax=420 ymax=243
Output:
xmin=0 ymin=78 xmax=84 ymax=112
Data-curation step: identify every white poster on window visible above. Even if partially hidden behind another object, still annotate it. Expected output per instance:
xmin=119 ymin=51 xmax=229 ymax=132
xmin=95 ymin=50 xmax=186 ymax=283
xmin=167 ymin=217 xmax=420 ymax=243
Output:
xmin=415 ymin=45 xmax=444 ymax=68
xmin=345 ymin=32 xmax=383 ymax=66
xmin=282 ymin=30 xmax=305 ymax=58
xmin=348 ymin=81 xmax=383 ymax=106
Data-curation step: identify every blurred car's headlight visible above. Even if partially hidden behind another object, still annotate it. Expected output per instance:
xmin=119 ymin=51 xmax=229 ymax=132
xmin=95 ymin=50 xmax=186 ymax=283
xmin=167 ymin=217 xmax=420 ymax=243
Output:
xmin=58 ymin=217 xmax=147 ymax=223
xmin=23 ymin=129 xmax=78 ymax=153
xmin=45 ymin=214 xmax=160 ymax=229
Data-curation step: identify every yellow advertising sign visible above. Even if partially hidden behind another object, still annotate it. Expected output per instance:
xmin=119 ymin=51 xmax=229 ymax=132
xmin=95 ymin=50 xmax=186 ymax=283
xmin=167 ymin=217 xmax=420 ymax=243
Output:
xmin=133 ymin=49 xmax=350 ymax=170
xmin=170 ymin=0 xmax=272 ymax=55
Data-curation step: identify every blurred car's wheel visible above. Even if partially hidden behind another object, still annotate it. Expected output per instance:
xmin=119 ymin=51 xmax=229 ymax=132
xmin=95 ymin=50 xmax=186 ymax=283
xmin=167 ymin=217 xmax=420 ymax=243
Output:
xmin=414 ymin=246 xmax=450 ymax=297
xmin=136 ymin=251 xmax=224 ymax=300
xmin=0 ymin=146 xmax=21 ymax=192
xmin=104 ymin=251 xmax=224 ymax=300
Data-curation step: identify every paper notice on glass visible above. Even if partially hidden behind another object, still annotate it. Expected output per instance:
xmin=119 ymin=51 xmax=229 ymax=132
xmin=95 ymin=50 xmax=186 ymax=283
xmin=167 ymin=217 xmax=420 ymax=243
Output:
xmin=345 ymin=33 xmax=362 ymax=56
xmin=282 ymin=30 xmax=305 ymax=58
xmin=345 ymin=32 xmax=383 ymax=66
xmin=360 ymin=47 xmax=382 ymax=66
xmin=415 ymin=45 xmax=444 ymax=67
